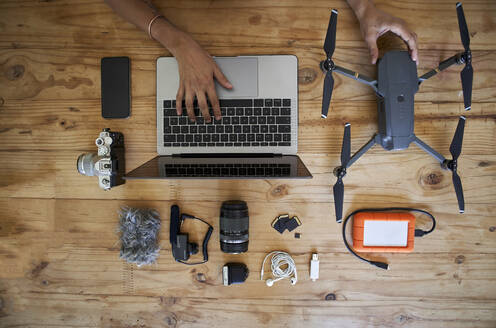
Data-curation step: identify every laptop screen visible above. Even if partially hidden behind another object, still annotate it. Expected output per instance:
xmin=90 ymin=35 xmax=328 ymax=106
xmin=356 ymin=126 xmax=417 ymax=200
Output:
xmin=124 ymin=155 xmax=312 ymax=179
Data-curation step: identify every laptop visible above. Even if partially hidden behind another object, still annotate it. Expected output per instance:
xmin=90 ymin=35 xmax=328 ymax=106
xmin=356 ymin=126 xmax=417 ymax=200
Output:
xmin=125 ymin=55 xmax=312 ymax=179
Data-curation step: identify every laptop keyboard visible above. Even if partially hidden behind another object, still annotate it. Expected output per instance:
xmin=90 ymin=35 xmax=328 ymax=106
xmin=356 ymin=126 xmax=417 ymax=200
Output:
xmin=164 ymin=163 xmax=291 ymax=177
xmin=162 ymin=98 xmax=292 ymax=148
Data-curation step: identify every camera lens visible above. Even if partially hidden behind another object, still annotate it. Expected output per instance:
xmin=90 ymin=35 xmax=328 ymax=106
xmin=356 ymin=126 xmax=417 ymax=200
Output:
xmin=77 ymin=153 xmax=98 ymax=176
xmin=219 ymin=200 xmax=249 ymax=254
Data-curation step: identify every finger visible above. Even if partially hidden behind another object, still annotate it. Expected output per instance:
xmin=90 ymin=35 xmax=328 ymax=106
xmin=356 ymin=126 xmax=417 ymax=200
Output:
xmin=207 ymin=85 xmax=221 ymax=120
xmin=175 ymin=83 xmax=185 ymax=115
xmin=390 ymin=22 xmax=418 ymax=63
xmin=365 ymin=33 xmax=379 ymax=64
xmin=196 ymin=91 xmax=211 ymax=123
xmin=213 ymin=65 xmax=233 ymax=89
xmin=185 ymin=90 xmax=195 ymax=122
xmin=410 ymin=32 xmax=419 ymax=65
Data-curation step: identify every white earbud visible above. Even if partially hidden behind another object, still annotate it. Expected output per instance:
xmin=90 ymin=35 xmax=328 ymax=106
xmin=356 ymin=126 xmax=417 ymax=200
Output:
xmin=266 ymin=277 xmax=286 ymax=287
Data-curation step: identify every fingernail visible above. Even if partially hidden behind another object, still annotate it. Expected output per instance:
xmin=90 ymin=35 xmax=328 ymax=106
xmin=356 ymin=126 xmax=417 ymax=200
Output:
xmin=215 ymin=116 xmax=221 ymax=121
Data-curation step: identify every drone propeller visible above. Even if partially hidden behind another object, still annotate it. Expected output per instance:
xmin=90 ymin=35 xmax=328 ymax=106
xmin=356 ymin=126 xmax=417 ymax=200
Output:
xmin=445 ymin=116 xmax=466 ymax=213
xmin=323 ymin=9 xmax=337 ymax=59
xmin=322 ymin=71 xmax=334 ymax=119
xmin=321 ymin=9 xmax=338 ymax=119
xmin=333 ymin=123 xmax=350 ymax=222
xmin=456 ymin=2 xmax=473 ymax=111
xmin=457 ymin=2 xmax=470 ymax=54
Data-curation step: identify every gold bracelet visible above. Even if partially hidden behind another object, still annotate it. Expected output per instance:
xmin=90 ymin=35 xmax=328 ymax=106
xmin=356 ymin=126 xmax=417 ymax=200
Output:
xmin=148 ymin=14 xmax=163 ymax=40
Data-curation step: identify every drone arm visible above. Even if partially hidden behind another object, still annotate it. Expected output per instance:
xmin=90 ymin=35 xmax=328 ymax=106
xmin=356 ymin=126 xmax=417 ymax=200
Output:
xmin=334 ymin=65 xmax=378 ymax=92
xmin=346 ymin=135 xmax=377 ymax=168
xmin=413 ymin=137 xmax=446 ymax=164
xmin=418 ymin=53 xmax=464 ymax=84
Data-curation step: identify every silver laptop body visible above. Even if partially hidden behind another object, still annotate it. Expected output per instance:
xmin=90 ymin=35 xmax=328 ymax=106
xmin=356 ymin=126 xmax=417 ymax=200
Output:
xmin=124 ymin=55 xmax=312 ymax=180
xmin=156 ymin=55 xmax=298 ymax=155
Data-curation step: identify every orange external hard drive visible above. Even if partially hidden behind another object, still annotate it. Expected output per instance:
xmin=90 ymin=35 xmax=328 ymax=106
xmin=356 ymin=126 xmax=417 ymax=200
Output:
xmin=352 ymin=212 xmax=416 ymax=253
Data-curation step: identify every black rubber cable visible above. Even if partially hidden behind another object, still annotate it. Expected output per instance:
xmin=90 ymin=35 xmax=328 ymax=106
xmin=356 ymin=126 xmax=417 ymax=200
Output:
xmin=176 ymin=215 xmax=213 ymax=266
xmin=342 ymin=207 xmax=436 ymax=270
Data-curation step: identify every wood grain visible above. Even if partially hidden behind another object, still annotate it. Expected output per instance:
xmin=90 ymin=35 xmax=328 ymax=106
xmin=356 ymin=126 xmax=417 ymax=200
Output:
xmin=0 ymin=151 xmax=494 ymax=207
xmin=1 ymin=47 xmax=495 ymax=103
xmin=1 ymin=293 xmax=494 ymax=328
xmin=0 ymin=0 xmax=495 ymax=51
xmin=0 ymin=99 xmax=494 ymax=154
xmin=1 ymin=199 xmax=495 ymax=301
xmin=0 ymin=0 xmax=495 ymax=327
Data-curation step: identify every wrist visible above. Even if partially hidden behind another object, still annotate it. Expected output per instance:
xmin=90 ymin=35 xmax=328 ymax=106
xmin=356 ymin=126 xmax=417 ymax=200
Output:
xmin=348 ymin=0 xmax=375 ymax=22
xmin=152 ymin=19 xmax=184 ymax=55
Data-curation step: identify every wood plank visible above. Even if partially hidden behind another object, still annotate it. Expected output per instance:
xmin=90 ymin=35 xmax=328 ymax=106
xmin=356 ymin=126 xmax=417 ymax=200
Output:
xmin=6 ymin=244 xmax=495 ymax=300
xmin=0 ymin=151 xmax=56 ymax=199
xmin=1 ymin=198 xmax=494 ymax=255
xmin=1 ymin=293 xmax=494 ymax=328
xmin=0 ymin=0 xmax=495 ymax=51
xmin=1 ymin=199 xmax=495 ymax=301
xmin=1 ymin=47 xmax=495 ymax=104
xmin=0 ymin=151 xmax=494 ymax=206
xmin=0 ymin=99 xmax=494 ymax=154
xmin=2 ymin=230 xmax=496 ymax=301
xmin=1 ymin=47 xmax=494 ymax=158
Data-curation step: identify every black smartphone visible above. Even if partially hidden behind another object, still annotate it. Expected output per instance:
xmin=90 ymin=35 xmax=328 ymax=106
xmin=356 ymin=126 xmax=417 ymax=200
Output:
xmin=101 ymin=56 xmax=130 ymax=119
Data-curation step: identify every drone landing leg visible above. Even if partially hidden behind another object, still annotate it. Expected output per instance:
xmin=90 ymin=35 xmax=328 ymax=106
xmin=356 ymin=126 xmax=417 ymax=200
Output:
xmin=334 ymin=65 xmax=378 ymax=92
xmin=347 ymin=135 xmax=377 ymax=168
xmin=412 ymin=137 xmax=446 ymax=164
xmin=418 ymin=53 xmax=464 ymax=84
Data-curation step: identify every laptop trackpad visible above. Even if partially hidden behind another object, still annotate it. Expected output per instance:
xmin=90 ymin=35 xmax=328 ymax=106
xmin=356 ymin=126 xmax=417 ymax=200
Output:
xmin=214 ymin=57 xmax=258 ymax=98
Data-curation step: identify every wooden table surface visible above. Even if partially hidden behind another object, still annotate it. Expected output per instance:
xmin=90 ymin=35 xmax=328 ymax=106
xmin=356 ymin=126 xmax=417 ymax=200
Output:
xmin=1 ymin=0 xmax=495 ymax=327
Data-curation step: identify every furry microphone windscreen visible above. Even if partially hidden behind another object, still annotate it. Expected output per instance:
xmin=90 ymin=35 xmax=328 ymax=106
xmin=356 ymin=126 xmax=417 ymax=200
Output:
xmin=118 ymin=207 xmax=161 ymax=267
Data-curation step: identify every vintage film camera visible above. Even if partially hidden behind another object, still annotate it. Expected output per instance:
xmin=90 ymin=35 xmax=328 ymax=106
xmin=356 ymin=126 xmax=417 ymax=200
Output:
xmin=77 ymin=128 xmax=125 ymax=190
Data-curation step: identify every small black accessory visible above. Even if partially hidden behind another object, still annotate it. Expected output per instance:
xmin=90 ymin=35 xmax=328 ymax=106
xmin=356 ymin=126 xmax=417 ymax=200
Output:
xmin=76 ymin=128 xmax=125 ymax=190
xmin=101 ymin=56 xmax=130 ymax=119
xmin=271 ymin=214 xmax=301 ymax=234
xmin=219 ymin=200 xmax=249 ymax=254
xmin=272 ymin=214 xmax=289 ymax=234
xmin=286 ymin=216 xmax=301 ymax=232
xmin=342 ymin=207 xmax=436 ymax=270
xmin=222 ymin=263 xmax=249 ymax=286
xmin=170 ymin=205 xmax=213 ymax=265
xmin=294 ymin=233 xmax=301 ymax=239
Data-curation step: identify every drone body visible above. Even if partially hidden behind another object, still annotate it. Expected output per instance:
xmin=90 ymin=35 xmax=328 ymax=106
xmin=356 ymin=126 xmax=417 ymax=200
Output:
xmin=376 ymin=50 xmax=418 ymax=151
xmin=320 ymin=3 xmax=473 ymax=221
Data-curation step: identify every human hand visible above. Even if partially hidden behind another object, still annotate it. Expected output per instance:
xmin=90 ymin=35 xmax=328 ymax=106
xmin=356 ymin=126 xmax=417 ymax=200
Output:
xmin=356 ymin=3 xmax=418 ymax=65
xmin=104 ymin=1 xmax=232 ymax=122
xmin=167 ymin=30 xmax=232 ymax=123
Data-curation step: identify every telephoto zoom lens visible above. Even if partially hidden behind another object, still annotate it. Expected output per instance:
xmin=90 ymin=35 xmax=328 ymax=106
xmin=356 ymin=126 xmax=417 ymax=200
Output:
xmin=219 ymin=200 xmax=249 ymax=254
